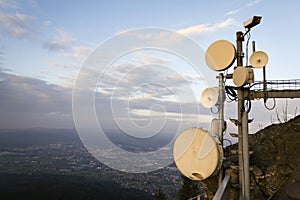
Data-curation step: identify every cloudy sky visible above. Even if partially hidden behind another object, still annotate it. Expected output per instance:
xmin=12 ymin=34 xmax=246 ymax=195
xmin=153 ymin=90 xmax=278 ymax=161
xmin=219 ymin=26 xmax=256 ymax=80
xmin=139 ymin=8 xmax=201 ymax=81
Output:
xmin=0 ymin=0 xmax=299 ymax=137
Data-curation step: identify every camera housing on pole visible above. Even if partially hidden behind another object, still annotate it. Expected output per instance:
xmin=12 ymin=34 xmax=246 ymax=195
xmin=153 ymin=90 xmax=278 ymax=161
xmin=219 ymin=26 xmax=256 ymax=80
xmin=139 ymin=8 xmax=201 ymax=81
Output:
xmin=243 ymin=16 xmax=262 ymax=30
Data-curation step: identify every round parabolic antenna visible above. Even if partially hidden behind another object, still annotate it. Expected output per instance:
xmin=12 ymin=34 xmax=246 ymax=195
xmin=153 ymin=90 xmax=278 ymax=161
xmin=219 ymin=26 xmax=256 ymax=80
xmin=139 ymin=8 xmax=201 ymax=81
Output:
xmin=209 ymin=118 xmax=219 ymax=135
xmin=173 ymin=127 xmax=223 ymax=180
xmin=200 ymin=87 xmax=219 ymax=108
xmin=249 ymin=51 xmax=269 ymax=68
xmin=233 ymin=66 xmax=253 ymax=87
xmin=205 ymin=40 xmax=236 ymax=71
xmin=209 ymin=118 xmax=227 ymax=135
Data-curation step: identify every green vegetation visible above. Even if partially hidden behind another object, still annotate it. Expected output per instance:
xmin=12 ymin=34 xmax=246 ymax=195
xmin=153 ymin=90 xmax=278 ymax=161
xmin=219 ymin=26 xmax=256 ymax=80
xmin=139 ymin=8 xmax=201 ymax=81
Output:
xmin=155 ymin=188 xmax=168 ymax=200
xmin=178 ymin=176 xmax=201 ymax=200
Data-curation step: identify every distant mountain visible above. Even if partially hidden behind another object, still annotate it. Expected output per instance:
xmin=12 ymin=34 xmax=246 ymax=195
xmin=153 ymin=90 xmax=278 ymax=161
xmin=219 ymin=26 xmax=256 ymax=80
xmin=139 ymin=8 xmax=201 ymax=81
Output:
xmin=0 ymin=127 xmax=173 ymax=151
xmin=0 ymin=128 xmax=79 ymax=146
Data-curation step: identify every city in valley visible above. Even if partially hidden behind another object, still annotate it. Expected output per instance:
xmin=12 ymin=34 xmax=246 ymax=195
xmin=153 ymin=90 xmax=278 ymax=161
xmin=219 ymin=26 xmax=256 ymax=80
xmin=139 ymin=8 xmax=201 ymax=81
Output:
xmin=0 ymin=128 xmax=182 ymax=199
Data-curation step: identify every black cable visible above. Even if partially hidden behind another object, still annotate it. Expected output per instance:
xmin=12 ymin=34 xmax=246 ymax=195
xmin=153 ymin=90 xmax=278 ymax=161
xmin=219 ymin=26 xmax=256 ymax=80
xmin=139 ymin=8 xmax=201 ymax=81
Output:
xmin=223 ymin=69 xmax=228 ymax=85
xmin=242 ymin=96 xmax=252 ymax=113
xmin=264 ymin=98 xmax=276 ymax=110
xmin=210 ymin=105 xmax=219 ymax=114
xmin=245 ymin=31 xmax=251 ymax=66
xmin=226 ymin=86 xmax=237 ymax=97
xmin=223 ymin=139 xmax=232 ymax=146
xmin=225 ymin=86 xmax=237 ymax=101
xmin=226 ymin=93 xmax=237 ymax=102
xmin=226 ymin=96 xmax=235 ymax=103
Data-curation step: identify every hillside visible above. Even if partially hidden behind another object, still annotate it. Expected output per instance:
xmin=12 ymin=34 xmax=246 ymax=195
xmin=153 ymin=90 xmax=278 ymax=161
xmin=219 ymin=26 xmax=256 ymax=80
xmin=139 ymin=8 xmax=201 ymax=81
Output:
xmin=0 ymin=173 xmax=154 ymax=200
xmin=201 ymin=115 xmax=300 ymax=199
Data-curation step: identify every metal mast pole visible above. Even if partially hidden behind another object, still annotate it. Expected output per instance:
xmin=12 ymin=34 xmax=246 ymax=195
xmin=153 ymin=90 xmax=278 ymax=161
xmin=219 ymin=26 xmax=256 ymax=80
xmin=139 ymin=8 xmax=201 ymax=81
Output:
xmin=218 ymin=73 xmax=224 ymax=187
xmin=242 ymin=92 xmax=250 ymax=200
xmin=236 ymin=31 xmax=245 ymax=200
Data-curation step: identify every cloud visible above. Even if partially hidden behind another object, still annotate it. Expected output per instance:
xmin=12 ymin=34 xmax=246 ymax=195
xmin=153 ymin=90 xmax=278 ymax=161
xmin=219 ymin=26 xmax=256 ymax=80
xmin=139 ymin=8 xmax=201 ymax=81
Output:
xmin=48 ymin=61 xmax=79 ymax=70
xmin=225 ymin=8 xmax=241 ymax=16
xmin=0 ymin=70 xmax=74 ymax=128
xmin=0 ymin=0 xmax=37 ymax=39
xmin=44 ymin=29 xmax=92 ymax=71
xmin=0 ymin=68 xmax=208 ymax=130
xmin=0 ymin=0 xmax=20 ymax=9
xmin=246 ymin=0 xmax=262 ymax=7
xmin=96 ymin=62 xmax=202 ymax=100
xmin=43 ymin=28 xmax=76 ymax=52
xmin=71 ymin=46 xmax=92 ymax=61
xmin=225 ymin=0 xmax=263 ymax=16
xmin=48 ymin=45 xmax=92 ymax=68
xmin=7 ymin=64 xmax=298 ymax=135
xmin=129 ymin=109 xmax=212 ymax=123
xmin=91 ymin=60 xmax=211 ymax=133
xmin=73 ymin=51 xmax=213 ymax=132
xmin=0 ymin=12 xmax=35 ymax=39
xmin=177 ymin=18 xmax=237 ymax=37
xmin=46 ymin=45 xmax=93 ymax=82
xmin=135 ymin=52 xmax=171 ymax=65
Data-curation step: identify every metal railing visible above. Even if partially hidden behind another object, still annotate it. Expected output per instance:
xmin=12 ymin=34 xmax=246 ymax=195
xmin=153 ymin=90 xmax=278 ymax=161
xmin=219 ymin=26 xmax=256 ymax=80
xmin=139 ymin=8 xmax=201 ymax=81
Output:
xmin=213 ymin=175 xmax=231 ymax=200
xmin=250 ymin=79 xmax=300 ymax=91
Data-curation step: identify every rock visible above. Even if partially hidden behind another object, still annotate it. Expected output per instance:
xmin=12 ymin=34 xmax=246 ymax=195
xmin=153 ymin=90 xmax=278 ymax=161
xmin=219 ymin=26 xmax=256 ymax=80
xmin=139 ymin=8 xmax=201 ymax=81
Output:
xmin=200 ymin=115 xmax=300 ymax=199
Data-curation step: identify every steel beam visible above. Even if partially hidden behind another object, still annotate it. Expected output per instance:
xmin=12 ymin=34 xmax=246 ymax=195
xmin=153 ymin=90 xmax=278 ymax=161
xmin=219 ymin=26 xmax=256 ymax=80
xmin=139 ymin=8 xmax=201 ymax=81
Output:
xmin=247 ymin=90 xmax=300 ymax=99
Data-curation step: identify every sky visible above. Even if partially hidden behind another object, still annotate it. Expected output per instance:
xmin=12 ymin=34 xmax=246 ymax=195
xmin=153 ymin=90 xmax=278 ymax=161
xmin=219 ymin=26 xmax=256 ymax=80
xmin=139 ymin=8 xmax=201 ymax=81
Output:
xmin=0 ymin=0 xmax=299 ymax=138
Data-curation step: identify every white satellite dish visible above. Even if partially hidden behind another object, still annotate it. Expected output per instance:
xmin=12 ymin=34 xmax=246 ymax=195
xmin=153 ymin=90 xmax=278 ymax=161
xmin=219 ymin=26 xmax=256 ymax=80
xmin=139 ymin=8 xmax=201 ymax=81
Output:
xmin=173 ymin=127 xmax=223 ymax=180
xmin=201 ymin=87 xmax=218 ymax=108
xmin=209 ymin=118 xmax=220 ymax=135
xmin=209 ymin=118 xmax=227 ymax=136
xmin=233 ymin=66 xmax=254 ymax=87
xmin=200 ymin=87 xmax=225 ymax=108
xmin=205 ymin=40 xmax=236 ymax=71
xmin=249 ymin=51 xmax=269 ymax=68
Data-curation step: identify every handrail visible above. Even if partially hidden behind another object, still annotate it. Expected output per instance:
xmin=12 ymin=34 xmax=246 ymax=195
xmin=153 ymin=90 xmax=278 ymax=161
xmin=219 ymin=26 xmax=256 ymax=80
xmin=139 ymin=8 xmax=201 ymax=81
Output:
xmin=213 ymin=175 xmax=231 ymax=200
xmin=250 ymin=79 xmax=300 ymax=91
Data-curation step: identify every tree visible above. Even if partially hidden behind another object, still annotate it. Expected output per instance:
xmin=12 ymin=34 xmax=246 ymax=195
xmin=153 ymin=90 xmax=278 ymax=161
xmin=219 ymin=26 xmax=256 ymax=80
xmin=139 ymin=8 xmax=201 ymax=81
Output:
xmin=155 ymin=188 xmax=168 ymax=200
xmin=178 ymin=176 xmax=201 ymax=200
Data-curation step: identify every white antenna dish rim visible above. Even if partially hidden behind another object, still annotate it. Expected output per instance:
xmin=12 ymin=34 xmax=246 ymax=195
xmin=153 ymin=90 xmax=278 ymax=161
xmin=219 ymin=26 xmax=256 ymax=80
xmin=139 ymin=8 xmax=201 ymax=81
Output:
xmin=205 ymin=40 xmax=236 ymax=71
xmin=249 ymin=50 xmax=269 ymax=68
xmin=173 ymin=127 xmax=223 ymax=180
xmin=200 ymin=87 xmax=219 ymax=108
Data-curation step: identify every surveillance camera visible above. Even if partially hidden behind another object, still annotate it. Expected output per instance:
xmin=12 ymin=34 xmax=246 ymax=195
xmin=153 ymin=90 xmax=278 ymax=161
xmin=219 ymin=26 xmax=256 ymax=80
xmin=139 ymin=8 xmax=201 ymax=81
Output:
xmin=243 ymin=16 xmax=262 ymax=29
